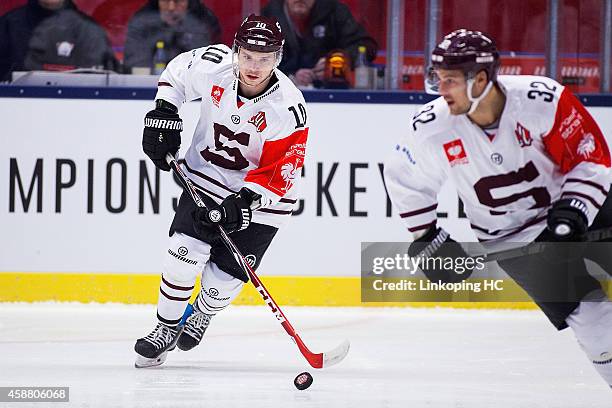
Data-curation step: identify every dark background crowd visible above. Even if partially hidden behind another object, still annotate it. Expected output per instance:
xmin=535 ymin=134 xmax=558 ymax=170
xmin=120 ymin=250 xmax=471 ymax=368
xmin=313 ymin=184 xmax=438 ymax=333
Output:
xmin=0 ymin=0 xmax=606 ymax=92
xmin=0 ymin=0 xmax=378 ymax=88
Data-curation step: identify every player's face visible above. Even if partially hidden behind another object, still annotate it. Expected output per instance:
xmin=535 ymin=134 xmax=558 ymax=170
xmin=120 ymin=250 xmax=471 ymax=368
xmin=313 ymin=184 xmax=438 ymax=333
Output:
xmin=437 ymin=69 xmax=471 ymax=115
xmin=238 ymin=49 xmax=276 ymax=86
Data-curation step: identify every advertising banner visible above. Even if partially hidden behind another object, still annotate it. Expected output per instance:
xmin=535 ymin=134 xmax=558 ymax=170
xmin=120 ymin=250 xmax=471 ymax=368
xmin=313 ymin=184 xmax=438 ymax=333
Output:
xmin=2 ymin=98 xmax=612 ymax=277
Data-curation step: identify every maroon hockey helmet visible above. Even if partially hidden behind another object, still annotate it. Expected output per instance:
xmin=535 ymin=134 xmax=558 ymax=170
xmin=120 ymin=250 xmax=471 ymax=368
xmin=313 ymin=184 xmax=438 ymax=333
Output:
xmin=426 ymin=29 xmax=500 ymax=93
xmin=234 ymin=14 xmax=284 ymax=53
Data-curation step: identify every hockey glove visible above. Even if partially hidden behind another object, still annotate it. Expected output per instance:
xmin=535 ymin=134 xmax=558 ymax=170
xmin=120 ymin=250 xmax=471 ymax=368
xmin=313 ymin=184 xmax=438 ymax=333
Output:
xmin=546 ymin=198 xmax=589 ymax=241
xmin=407 ymin=225 xmax=474 ymax=283
xmin=194 ymin=188 xmax=261 ymax=240
xmin=142 ymin=100 xmax=182 ymax=171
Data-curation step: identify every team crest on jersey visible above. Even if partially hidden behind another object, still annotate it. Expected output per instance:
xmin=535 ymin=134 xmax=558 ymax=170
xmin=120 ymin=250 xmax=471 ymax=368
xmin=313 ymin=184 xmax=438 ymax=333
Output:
xmin=515 ymin=122 xmax=532 ymax=147
xmin=577 ymin=132 xmax=596 ymax=158
xmin=443 ymin=139 xmax=468 ymax=167
xmin=279 ymin=160 xmax=299 ymax=191
xmin=269 ymin=143 xmax=306 ymax=194
xmin=211 ymin=85 xmax=224 ymax=107
xmin=249 ymin=111 xmax=267 ymax=132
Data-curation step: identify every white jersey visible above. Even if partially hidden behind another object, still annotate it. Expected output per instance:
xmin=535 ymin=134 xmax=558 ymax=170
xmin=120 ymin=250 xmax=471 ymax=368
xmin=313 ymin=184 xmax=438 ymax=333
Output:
xmin=155 ymin=44 xmax=309 ymax=228
xmin=384 ymin=75 xmax=612 ymax=243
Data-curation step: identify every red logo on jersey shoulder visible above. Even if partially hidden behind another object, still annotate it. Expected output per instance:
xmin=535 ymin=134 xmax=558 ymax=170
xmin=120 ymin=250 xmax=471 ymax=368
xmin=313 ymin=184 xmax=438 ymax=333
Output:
xmin=244 ymin=129 xmax=308 ymax=196
xmin=559 ymin=106 xmax=584 ymax=140
xmin=249 ymin=111 xmax=267 ymax=132
xmin=211 ymin=85 xmax=224 ymax=107
xmin=269 ymin=142 xmax=306 ymax=193
xmin=577 ymin=132 xmax=597 ymax=159
xmin=443 ymin=139 xmax=468 ymax=167
xmin=515 ymin=122 xmax=532 ymax=147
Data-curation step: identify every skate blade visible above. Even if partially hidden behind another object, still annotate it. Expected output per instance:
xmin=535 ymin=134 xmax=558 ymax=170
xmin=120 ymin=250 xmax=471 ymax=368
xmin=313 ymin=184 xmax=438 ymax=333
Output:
xmin=135 ymin=351 xmax=168 ymax=368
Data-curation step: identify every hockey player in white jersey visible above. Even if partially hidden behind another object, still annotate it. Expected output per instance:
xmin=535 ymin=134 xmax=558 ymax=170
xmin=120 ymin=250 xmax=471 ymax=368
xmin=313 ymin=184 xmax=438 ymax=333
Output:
xmin=134 ymin=15 xmax=309 ymax=367
xmin=384 ymin=29 xmax=612 ymax=388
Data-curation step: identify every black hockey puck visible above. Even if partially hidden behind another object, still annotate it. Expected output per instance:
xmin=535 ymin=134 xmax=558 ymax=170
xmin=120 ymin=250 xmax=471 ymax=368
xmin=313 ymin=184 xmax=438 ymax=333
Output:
xmin=294 ymin=371 xmax=313 ymax=390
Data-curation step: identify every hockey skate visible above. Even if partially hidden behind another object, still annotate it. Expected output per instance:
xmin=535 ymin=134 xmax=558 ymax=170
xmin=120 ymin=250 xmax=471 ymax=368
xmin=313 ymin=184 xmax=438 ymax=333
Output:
xmin=134 ymin=323 xmax=184 ymax=368
xmin=177 ymin=304 xmax=214 ymax=351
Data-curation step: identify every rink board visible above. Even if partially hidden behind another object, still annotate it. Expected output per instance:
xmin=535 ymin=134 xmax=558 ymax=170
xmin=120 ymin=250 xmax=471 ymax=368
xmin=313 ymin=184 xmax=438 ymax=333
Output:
xmin=1 ymin=271 xmax=610 ymax=307
xmin=2 ymin=93 xmax=612 ymax=306
xmin=0 ymin=272 xmax=543 ymax=309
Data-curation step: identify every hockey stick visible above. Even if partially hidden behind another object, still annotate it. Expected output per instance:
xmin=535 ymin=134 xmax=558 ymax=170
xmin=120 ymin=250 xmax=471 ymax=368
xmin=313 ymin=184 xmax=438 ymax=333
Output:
xmin=166 ymin=154 xmax=350 ymax=369
xmin=477 ymin=226 xmax=612 ymax=263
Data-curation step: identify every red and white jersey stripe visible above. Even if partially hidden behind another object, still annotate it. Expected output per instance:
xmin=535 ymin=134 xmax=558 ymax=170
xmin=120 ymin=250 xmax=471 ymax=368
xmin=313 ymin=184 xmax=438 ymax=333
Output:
xmin=384 ymin=75 xmax=612 ymax=242
xmin=155 ymin=44 xmax=309 ymax=228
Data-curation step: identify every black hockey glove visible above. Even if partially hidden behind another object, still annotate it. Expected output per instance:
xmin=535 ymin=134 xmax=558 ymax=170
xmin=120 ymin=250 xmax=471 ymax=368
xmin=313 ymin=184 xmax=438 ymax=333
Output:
xmin=142 ymin=100 xmax=182 ymax=171
xmin=407 ymin=226 xmax=474 ymax=283
xmin=194 ymin=188 xmax=261 ymax=240
xmin=545 ymin=198 xmax=589 ymax=241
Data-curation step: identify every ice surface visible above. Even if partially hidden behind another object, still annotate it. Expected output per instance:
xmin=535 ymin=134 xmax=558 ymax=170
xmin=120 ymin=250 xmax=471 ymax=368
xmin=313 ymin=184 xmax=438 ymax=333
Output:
xmin=0 ymin=303 xmax=609 ymax=407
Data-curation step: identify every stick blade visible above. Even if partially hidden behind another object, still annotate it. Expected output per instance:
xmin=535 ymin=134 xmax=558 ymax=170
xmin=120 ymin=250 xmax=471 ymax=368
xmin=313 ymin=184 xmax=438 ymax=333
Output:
xmin=322 ymin=339 xmax=350 ymax=368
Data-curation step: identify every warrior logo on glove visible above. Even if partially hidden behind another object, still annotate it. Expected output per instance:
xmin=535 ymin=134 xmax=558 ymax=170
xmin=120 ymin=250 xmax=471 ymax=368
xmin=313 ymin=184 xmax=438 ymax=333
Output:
xmin=142 ymin=99 xmax=182 ymax=172
xmin=208 ymin=210 xmax=223 ymax=223
xmin=193 ymin=188 xmax=261 ymax=241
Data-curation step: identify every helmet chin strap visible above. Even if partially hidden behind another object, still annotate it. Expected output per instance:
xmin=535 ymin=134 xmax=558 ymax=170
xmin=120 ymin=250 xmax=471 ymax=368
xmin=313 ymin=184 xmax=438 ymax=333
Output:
xmin=466 ymin=78 xmax=494 ymax=115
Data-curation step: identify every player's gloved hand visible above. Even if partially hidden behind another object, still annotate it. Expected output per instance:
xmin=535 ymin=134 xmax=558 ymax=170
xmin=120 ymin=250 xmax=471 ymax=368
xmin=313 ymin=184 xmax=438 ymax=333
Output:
xmin=142 ymin=100 xmax=182 ymax=171
xmin=193 ymin=188 xmax=261 ymax=240
xmin=407 ymin=225 xmax=474 ymax=283
xmin=546 ymin=198 xmax=589 ymax=242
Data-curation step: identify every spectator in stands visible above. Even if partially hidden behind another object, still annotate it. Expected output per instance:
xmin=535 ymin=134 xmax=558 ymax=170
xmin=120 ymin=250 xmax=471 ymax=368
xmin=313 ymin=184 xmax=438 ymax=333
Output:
xmin=124 ymin=0 xmax=220 ymax=73
xmin=0 ymin=0 xmax=115 ymax=80
xmin=25 ymin=4 xmax=117 ymax=72
xmin=262 ymin=0 xmax=377 ymax=88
